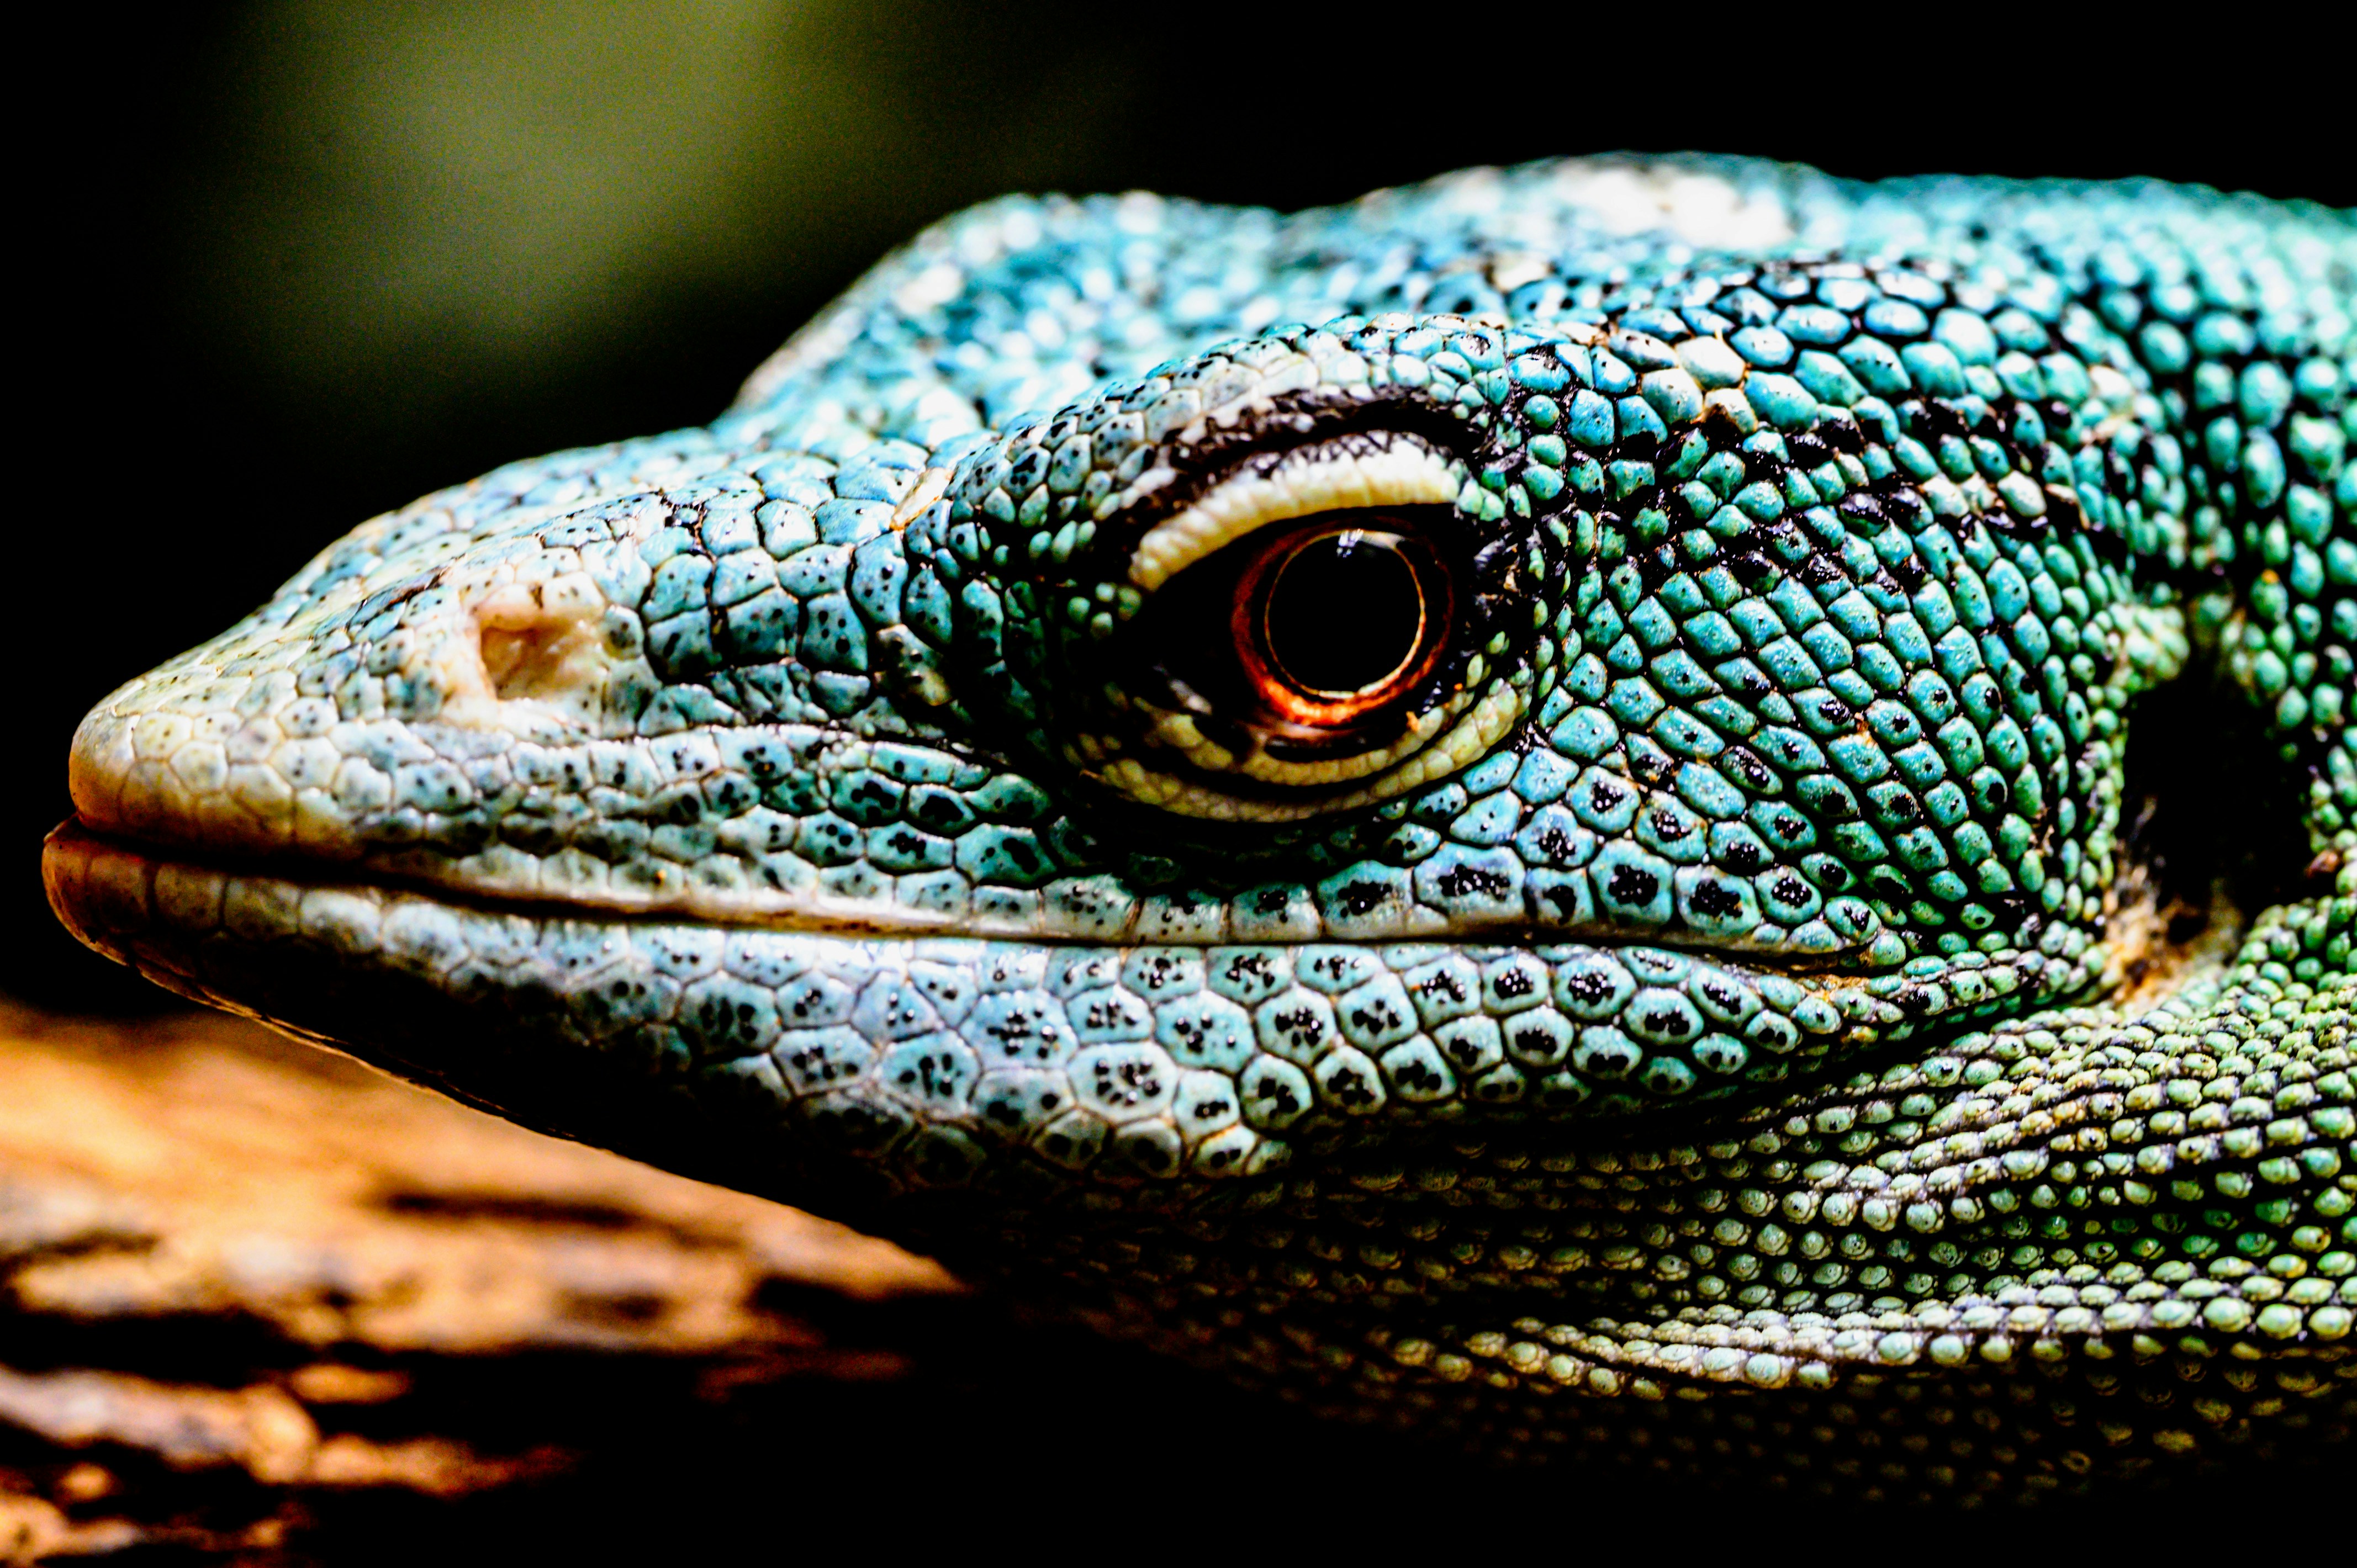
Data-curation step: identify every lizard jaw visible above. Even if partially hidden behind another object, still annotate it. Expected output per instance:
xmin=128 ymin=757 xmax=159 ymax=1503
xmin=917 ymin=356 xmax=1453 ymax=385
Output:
xmin=45 ymin=818 xmax=1881 ymax=1200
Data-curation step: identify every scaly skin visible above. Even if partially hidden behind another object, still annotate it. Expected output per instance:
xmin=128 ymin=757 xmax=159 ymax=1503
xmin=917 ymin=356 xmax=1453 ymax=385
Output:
xmin=44 ymin=157 xmax=2356 ymax=1500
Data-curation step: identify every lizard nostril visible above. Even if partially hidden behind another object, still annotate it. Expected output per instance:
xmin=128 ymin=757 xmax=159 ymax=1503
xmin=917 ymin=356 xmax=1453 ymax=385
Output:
xmin=480 ymin=619 xmax=586 ymax=702
xmin=464 ymin=576 xmax=611 ymax=724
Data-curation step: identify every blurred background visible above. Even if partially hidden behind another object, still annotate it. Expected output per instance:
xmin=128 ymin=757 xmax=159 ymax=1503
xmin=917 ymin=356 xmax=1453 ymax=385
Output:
xmin=15 ymin=1 xmax=2351 ymax=1009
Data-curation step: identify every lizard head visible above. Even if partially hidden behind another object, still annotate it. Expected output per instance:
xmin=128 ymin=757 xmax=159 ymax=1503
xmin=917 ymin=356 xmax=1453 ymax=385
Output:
xmin=49 ymin=162 xmax=2349 ymax=1476
xmin=49 ymin=264 xmax=2185 ymax=1185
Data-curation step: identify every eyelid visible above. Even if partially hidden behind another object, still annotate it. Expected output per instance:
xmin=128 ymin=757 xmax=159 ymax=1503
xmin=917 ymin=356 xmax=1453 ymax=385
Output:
xmin=1102 ymin=681 xmax=1524 ymax=822
xmin=1127 ymin=436 xmax=1460 ymax=592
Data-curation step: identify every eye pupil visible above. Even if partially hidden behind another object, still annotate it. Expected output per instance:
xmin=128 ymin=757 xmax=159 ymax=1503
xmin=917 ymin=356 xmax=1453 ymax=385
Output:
xmin=1263 ymin=529 xmax=1427 ymax=696
xmin=1124 ymin=500 xmax=1458 ymax=766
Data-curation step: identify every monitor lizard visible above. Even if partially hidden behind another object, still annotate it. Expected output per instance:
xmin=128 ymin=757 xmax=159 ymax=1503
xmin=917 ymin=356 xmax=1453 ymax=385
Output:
xmin=45 ymin=156 xmax=2355 ymax=1501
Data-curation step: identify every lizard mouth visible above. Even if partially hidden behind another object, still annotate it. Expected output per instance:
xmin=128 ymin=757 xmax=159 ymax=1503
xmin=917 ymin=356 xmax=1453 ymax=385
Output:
xmin=43 ymin=815 xmax=1878 ymax=1179
xmin=43 ymin=817 xmax=885 ymax=1191
xmin=42 ymin=813 xmax=1898 ymax=1007
xmin=44 ymin=803 xmax=2174 ymax=1175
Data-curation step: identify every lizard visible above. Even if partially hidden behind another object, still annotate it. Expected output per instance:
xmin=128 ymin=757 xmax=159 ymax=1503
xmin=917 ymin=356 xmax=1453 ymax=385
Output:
xmin=43 ymin=155 xmax=2355 ymax=1501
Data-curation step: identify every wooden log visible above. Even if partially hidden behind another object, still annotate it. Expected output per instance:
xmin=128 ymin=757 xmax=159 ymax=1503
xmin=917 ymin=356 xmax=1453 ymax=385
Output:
xmin=0 ymin=1003 xmax=972 ymax=1558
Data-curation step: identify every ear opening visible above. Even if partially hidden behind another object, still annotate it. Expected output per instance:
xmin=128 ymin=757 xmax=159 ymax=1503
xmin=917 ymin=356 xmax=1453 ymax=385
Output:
xmin=2118 ymin=666 xmax=2316 ymax=949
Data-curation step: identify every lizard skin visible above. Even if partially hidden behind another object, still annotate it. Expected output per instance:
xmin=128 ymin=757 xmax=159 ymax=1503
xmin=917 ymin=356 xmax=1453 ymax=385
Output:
xmin=44 ymin=156 xmax=2356 ymax=1500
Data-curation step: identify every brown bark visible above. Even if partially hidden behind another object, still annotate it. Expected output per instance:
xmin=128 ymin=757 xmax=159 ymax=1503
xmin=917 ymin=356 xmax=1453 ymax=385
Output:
xmin=0 ymin=1004 xmax=965 ymax=1560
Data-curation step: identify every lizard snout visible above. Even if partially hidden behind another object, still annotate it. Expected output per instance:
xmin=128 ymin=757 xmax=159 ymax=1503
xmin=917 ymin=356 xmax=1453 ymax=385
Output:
xmin=64 ymin=559 xmax=629 ymax=866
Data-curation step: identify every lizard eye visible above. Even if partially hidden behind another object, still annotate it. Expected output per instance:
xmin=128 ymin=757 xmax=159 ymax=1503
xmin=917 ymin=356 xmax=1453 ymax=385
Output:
xmin=1091 ymin=432 xmax=1524 ymax=819
xmin=1246 ymin=520 xmax=1448 ymax=712
xmin=1146 ymin=510 xmax=1456 ymax=745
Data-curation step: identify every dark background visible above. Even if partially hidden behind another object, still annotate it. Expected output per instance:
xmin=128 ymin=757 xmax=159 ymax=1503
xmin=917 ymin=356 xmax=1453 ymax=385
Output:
xmin=17 ymin=1 xmax=2351 ymax=1014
